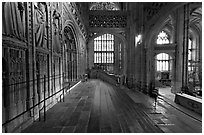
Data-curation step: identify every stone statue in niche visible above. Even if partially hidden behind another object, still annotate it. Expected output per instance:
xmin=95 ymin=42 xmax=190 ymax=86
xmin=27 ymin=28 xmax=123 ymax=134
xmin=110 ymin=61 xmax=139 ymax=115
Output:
xmin=2 ymin=2 xmax=25 ymax=40
xmin=34 ymin=2 xmax=47 ymax=48
xmin=53 ymin=9 xmax=61 ymax=35
xmin=52 ymin=4 xmax=61 ymax=53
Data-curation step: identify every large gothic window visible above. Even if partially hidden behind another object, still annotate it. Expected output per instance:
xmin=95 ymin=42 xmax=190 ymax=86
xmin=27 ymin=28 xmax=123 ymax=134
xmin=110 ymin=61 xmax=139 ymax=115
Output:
xmin=156 ymin=53 xmax=171 ymax=71
xmin=155 ymin=53 xmax=172 ymax=84
xmin=156 ymin=31 xmax=170 ymax=44
xmin=188 ymin=38 xmax=201 ymax=95
xmin=94 ymin=34 xmax=114 ymax=72
xmin=89 ymin=2 xmax=120 ymax=10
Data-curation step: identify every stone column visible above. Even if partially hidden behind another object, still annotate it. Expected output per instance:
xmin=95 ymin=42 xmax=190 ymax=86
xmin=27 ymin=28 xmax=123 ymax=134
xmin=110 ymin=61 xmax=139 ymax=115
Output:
xmin=88 ymin=39 xmax=94 ymax=69
xmin=181 ymin=4 xmax=190 ymax=93
xmin=172 ymin=7 xmax=182 ymax=94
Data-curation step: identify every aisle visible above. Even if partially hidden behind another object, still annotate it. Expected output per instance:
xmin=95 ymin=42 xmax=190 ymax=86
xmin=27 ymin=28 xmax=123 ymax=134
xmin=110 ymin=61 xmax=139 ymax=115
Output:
xmin=22 ymin=79 xmax=163 ymax=133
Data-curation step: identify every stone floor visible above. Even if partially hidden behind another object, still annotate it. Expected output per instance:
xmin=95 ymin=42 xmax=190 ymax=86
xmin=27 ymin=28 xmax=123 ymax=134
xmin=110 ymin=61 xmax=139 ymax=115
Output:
xmin=126 ymin=86 xmax=202 ymax=133
xmin=22 ymin=79 xmax=202 ymax=133
xmin=158 ymin=87 xmax=175 ymax=101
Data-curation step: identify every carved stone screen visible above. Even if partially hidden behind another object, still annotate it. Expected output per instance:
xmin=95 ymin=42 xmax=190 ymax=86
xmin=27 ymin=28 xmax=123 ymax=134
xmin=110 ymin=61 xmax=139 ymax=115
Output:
xmin=89 ymin=2 xmax=120 ymax=11
xmin=89 ymin=14 xmax=127 ymax=28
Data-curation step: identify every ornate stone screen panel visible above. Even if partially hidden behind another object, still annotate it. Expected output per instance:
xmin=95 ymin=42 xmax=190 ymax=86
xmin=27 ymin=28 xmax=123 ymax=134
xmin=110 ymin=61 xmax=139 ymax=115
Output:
xmin=89 ymin=2 xmax=120 ymax=10
xmin=89 ymin=11 xmax=127 ymax=28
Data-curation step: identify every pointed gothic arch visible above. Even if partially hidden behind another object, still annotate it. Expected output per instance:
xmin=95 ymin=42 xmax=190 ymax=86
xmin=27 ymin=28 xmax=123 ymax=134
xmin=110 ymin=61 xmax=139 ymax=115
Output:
xmin=62 ymin=24 xmax=78 ymax=82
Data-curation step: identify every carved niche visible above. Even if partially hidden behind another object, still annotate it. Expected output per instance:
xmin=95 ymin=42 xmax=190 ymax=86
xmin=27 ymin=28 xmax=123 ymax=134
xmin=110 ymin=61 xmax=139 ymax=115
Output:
xmin=36 ymin=52 xmax=48 ymax=96
xmin=34 ymin=2 xmax=48 ymax=48
xmin=52 ymin=3 xmax=62 ymax=53
xmin=2 ymin=2 xmax=26 ymax=41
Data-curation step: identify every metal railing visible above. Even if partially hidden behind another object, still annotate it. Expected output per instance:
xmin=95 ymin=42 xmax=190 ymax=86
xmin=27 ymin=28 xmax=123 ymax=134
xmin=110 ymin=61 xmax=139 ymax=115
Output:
xmin=2 ymin=73 xmax=71 ymax=131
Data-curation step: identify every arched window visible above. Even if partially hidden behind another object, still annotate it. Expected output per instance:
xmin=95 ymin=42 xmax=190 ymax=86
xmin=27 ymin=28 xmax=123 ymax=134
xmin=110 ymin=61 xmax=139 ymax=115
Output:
xmin=188 ymin=38 xmax=201 ymax=92
xmin=156 ymin=31 xmax=170 ymax=44
xmin=94 ymin=34 xmax=114 ymax=71
xmin=188 ymin=38 xmax=199 ymax=72
xmin=156 ymin=53 xmax=171 ymax=71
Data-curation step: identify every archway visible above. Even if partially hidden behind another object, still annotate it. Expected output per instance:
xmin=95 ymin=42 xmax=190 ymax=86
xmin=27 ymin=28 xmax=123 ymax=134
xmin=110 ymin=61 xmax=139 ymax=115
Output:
xmin=146 ymin=4 xmax=202 ymax=97
xmin=154 ymin=52 xmax=174 ymax=99
xmin=155 ymin=53 xmax=173 ymax=87
xmin=63 ymin=26 xmax=77 ymax=82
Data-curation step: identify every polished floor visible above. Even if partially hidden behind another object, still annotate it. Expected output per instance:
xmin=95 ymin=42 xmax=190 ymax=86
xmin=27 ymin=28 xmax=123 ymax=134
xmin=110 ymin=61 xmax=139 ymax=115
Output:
xmin=22 ymin=79 xmax=202 ymax=133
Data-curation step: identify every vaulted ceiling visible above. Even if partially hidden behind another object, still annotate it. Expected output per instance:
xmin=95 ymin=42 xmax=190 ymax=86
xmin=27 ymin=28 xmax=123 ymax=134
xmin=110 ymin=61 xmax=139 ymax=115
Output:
xmin=190 ymin=7 xmax=202 ymax=30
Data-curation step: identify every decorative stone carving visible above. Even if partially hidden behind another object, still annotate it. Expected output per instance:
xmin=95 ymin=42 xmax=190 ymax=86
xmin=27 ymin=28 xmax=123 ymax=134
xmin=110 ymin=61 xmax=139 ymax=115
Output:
xmin=34 ymin=2 xmax=47 ymax=48
xmin=17 ymin=2 xmax=24 ymax=21
xmin=52 ymin=3 xmax=62 ymax=53
xmin=36 ymin=52 xmax=48 ymax=96
xmin=144 ymin=3 xmax=168 ymax=21
xmin=2 ymin=2 xmax=25 ymax=41
xmin=9 ymin=48 xmax=26 ymax=104
xmin=53 ymin=10 xmax=61 ymax=34
xmin=89 ymin=14 xmax=127 ymax=28
xmin=89 ymin=2 xmax=120 ymax=10
xmin=67 ymin=3 xmax=87 ymax=39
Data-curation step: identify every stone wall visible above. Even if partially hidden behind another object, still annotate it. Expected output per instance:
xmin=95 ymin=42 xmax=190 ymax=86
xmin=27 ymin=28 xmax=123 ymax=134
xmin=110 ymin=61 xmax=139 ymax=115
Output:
xmin=2 ymin=2 xmax=87 ymax=132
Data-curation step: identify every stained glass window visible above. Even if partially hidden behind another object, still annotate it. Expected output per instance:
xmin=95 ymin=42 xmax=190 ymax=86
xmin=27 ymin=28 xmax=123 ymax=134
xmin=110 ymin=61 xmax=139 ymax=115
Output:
xmin=156 ymin=31 xmax=170 ymax=44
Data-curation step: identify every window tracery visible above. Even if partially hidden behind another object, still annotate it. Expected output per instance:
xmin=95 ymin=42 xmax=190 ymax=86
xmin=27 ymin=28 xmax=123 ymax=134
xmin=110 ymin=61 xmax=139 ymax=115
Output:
xmin=156 ymin=31 xmax=170 ymax=44
xmin=156 ymin=53 xmax=170 ymax=71
xmin=94 ymin=34 xmax=114 ymax=72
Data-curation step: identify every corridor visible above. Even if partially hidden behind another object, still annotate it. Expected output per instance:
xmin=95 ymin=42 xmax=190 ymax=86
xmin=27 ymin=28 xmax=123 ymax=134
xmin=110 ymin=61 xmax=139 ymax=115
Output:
xmin=22 ymin=79 xmax=201 ymax=133
xmin=2 ymin=2 xmax=202 ymax=133
xmin=22 ymin=79 xmax=163 ymax=133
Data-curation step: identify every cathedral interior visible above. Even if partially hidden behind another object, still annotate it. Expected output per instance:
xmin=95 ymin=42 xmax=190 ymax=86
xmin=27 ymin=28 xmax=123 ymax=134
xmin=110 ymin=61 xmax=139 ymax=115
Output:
xmin=2 ymin=2 xmax=202 ymax=133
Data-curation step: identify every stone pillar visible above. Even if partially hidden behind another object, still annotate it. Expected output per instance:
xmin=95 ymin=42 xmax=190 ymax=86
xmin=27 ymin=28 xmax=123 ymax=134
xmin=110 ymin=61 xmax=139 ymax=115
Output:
xmin=172 ymin=5 xmax=189 ymax=94
xmin=114 ymin=36 xmax=119 ymax=74
xmin=181 ymin=4 xmax=190 ymax=93
xmin=88 ymin=39 xmax=94 ymax=69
